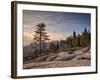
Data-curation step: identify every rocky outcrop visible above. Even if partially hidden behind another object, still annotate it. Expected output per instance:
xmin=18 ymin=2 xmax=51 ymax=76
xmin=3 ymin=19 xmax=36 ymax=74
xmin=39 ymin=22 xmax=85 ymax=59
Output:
xmin=46 ymin=55 xmax=57 ymax=61
xmin=35 ymin=55 xmax=48 ymax=62
xmin=54 ymin=54 xmax=76 ymax=61
xmin=72 ymin=47 xmax=90 ymax=60
xmin=54 ymin=47 xmax=90 ymax=61
xmin=24 ymin=47 xmax=90 ymax=63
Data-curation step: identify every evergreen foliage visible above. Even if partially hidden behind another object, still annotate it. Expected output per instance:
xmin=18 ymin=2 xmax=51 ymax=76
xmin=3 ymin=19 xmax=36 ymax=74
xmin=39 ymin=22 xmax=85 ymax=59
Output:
xmin=32 ymin=23 xmax=90 ymax=57
xmin=33 ymin=23 xmax=50 ymax=56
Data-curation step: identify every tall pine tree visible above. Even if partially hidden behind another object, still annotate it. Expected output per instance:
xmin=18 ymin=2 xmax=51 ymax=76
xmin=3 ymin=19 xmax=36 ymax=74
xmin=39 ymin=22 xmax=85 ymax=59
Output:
xmin=33 ymin=23 xmax=50 ymax=56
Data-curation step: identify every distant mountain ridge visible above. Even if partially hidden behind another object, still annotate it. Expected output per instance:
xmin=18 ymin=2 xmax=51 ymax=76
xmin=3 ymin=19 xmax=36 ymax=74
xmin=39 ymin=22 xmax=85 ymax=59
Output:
xmin=23 ymin=41 xmax=59 ymax=57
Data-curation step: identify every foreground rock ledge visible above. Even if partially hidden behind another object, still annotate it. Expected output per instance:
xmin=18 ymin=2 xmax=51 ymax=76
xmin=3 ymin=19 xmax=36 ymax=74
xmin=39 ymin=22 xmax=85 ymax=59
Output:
xmin=23 ymin=60 xmax=90 ymax=69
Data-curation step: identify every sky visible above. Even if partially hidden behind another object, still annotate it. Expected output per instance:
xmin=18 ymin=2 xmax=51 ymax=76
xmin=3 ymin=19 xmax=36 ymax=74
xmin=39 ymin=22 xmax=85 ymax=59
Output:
xmin=23 ymin=10 xmax=91 ymax=46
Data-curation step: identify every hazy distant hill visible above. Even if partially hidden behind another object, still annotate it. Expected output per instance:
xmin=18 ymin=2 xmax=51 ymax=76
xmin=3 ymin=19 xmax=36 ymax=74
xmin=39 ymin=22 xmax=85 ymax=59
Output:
xmin=23 ymin=41 xmax=59 ymax=57
xmin=23 ymin=44 xmax=33 ymax=57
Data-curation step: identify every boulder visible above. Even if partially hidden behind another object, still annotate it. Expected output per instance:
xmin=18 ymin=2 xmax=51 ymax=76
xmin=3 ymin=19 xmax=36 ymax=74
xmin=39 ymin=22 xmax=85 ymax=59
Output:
xmin=73 ymin=49 xmax=91 ymax=60
xmin=80 ymin=51 xmax=91 ymax=60
xmin=54 ymin=54 xmax=76 ymax=61
xmin=46 ymin=55 xmax=57 ymax=61
xmin=35 ymin=55 xmax=47 ymax=62
xmin=23 ymin=56 xmax=32 ymax=61
xmin=57 ymin=52 xmax=68 ymax=57
xmin=73 ymin=47 xmax=89 ymax=55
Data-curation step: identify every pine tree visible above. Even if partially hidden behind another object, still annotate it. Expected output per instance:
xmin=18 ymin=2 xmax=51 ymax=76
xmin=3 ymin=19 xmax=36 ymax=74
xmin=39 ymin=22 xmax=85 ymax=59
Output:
xmin=72 ymin=31 xmax=77 ymax=47
xmin=33 ymin=23 xmax=50 ymax=56
xmin=82 ymin=27 xmax=88 ymax=36
xmin=73 ymin=31 xmax=76 ymax=38
xmin=84 ymin=27 xmax=87 ymax=33
xmin=80 ymin=27 xmax=90 ymax=47
xmin=77 ymin=34 xmax=81 ymax=47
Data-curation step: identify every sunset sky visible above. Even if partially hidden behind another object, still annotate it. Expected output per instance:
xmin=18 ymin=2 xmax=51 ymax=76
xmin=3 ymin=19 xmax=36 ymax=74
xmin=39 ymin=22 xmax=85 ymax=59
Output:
xmin=23 ymin=10 xmax=90 ymax=46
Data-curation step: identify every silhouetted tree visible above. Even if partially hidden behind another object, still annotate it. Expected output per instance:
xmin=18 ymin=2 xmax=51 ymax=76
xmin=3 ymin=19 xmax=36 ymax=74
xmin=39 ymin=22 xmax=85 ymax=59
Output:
xmin=33 ymin=23 xmax=50 ymax=56
xmin=73 ymin=31 xmax=76 ymax=38
xmin=80 ymin=27 xmax=90 ymax=47
xmin=72 ymin=31 xmax=77 ymax=47
xmin=77 ymin=34 xmax=81 ymax=47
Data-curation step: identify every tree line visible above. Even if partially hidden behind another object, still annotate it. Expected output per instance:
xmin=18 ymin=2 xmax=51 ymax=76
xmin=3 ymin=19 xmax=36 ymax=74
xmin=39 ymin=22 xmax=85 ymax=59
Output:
xmin=32 ymin=23 xmax=90 ymax=57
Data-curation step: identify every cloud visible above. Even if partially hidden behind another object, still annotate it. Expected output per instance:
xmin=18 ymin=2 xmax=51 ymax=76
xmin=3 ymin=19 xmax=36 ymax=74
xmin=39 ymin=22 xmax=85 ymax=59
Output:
xmin=23 ymin=10 xmax=90 ymax=35
xmin=23 ymin=10 xmax=90 ymax=46
xmin=48 ymin=32 xmax=66 ymax=41
xmin=23 ymin=31 xmax=34 ymax=46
